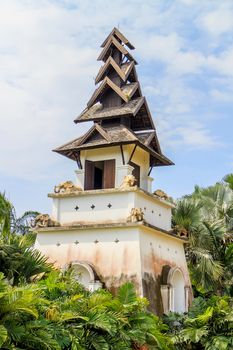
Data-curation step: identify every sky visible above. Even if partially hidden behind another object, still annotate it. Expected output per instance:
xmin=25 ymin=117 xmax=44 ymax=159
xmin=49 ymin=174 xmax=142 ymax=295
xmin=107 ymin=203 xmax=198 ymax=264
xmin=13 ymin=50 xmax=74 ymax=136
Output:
xmin=0 ymin=0 xmax=233 ymax=216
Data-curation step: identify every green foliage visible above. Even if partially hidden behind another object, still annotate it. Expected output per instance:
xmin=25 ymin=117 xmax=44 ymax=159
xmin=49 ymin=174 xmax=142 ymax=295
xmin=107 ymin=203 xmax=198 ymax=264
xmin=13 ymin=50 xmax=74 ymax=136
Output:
xmin=0 ymin=176 xmax=232 ymax=349
xmin=0 ymin=270 xmax=172 ymax=349
xmin=224 ymin=173 xmax=233 ymax=191
xmin=0 ymin=191 xmax=172 ymax=349
xmin=0 ymin=193 xmax=12 ymax=238
xmin=0 ymin=232 xmax=53 ymax=285
xmin=0 ymin=192 xmax=39 ymax=238
xmin=167 ymin=296 xmax=233 ymax=350
xmin=172 ymin=179 xmax=233 ymax=296
xmin=117 ymin=282 xmax=137 ymax=304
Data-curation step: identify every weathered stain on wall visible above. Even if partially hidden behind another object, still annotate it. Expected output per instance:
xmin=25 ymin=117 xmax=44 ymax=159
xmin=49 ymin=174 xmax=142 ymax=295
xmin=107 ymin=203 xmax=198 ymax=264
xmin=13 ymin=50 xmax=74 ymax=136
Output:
xmin=35 ymin=226 xmax=144 ymax=295
xmin=142 ymin=272 xmax=164 ymax=315
xmin=139 ymin=227 xmax=192 ymax=314
xmin=35 ymin=219 xmax=191 ymax=314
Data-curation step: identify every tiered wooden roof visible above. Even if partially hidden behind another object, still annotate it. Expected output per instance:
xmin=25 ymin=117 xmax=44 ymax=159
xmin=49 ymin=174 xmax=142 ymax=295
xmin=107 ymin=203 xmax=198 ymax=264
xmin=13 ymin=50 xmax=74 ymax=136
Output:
xmin=54 ymin=28 xmax=173 ymax=168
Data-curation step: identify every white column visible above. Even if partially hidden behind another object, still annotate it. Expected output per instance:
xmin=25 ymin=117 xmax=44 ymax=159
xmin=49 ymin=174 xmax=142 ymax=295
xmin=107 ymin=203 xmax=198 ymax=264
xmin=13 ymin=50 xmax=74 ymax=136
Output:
xmin=185 ymin=286 xmax=190 ymax=312
xmin=116 ymin=164 xmax=134 ymax=187
xmin=160 ymin=285 xmax=170 ymax=314
xmin=51 ymin=198 xmax=60 ymax=222
xmin=169 ymin=286 xmax=174 ymax=312
xmin=75 ymin=169 xmax=85 ymax=189
xmin=147 ymin=176 xmax=154 ymax=193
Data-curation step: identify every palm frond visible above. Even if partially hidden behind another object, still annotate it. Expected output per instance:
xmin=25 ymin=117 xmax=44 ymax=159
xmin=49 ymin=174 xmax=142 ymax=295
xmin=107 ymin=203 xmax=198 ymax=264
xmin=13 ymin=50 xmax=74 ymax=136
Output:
xmin=117 ymin=283 xmax=137 ymax=305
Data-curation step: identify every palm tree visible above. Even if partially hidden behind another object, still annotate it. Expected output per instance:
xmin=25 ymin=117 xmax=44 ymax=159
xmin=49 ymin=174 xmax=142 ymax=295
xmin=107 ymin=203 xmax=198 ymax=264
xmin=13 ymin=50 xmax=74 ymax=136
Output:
xmin=172 ymin=181 xmax=233 ymax=295
xmin=224 ymin=173 xmax=233 ymax=191
xmin=0 ymin=233 xmax=53 ymax=286
xmin=0 ymin=193 xmax=12 ymax=239
xmin=0 ymin=192 xmax=51 ymax=285
xmin=11 ymin=208 xmax=40 ymax=235
xmin=0 ymin=191 xmax=39 ymax=238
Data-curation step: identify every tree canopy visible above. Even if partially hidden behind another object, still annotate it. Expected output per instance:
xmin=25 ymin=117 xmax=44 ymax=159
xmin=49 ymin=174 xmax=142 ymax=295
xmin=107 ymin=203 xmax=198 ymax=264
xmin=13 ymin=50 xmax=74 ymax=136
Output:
xmin=0 ymin=174 xmax=232 ymax=349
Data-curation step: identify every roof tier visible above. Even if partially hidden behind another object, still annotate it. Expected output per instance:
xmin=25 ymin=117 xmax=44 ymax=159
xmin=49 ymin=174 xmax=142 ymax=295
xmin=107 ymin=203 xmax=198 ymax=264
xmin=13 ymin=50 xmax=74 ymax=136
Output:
xmin=54 ymin=27 xmax=173 ymax=168
xmin=53 ymin=123 xmax=173 ymax=167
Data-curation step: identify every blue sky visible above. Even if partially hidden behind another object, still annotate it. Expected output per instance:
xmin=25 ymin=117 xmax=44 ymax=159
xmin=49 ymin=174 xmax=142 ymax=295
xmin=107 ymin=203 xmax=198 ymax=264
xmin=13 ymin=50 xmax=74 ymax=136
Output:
xmin=0 ymin=0 xmax=232 ymax=215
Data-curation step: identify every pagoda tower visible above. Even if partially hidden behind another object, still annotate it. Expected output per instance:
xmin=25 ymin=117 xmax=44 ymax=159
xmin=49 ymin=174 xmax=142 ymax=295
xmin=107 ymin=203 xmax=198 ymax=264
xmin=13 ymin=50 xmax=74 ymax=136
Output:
xmin=34 ymin=28 xmax=192 ymax=315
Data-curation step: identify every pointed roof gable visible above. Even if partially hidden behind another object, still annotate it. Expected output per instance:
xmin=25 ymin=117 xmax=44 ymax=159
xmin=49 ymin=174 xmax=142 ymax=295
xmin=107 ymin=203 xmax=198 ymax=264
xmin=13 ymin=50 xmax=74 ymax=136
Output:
xmin=80 ymin=124 xmax=111 ymax=144
xmin=101 ymin=27 xmax=135 ymax=50
xmin=95 ymin=57 xmax=135 ymax=85
xmin=97 ymin=36 xmax=137 ymax=64
xmin=87 ymin=77 xmax=129 ymax=108
xmin=74 ymin=97 xmax=145 ymax=123
xmin=121 ymin=61 xmax=138 ymax=82
xmin=54 ymin=124 xmax=173 ymax=166
xmin=54 ymin=28 xmax=173 ymax=169
xmin=136 ymin=130 xmax=161 ymax=155
xmin=54 ymin=124 xmax=138 ymax=157
xmin=74 ymin=96 xmax=156 ymax=132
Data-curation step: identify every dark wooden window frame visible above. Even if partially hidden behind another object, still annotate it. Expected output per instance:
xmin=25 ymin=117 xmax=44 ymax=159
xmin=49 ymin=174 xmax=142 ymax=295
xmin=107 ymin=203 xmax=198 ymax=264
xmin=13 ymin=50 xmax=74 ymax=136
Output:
xmin=84 ymin=159 xmax=116 ymax=190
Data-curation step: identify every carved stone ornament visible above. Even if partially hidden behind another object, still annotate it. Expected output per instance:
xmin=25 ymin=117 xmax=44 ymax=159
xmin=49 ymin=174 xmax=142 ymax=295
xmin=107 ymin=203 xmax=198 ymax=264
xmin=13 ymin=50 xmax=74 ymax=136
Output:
xmin=173 ymin=225 xmax=188 ymax=238
xmin=33 ymin=214 xmax=60 ymax=228
xmin=153 ymin=189 xmax=169 ymax=200
xmin=120 ymin=175 xmax=137 ymax=189
xmin=54 ymin=181 xmax=83 ymax=194
xmin=127 ymin=207 xmax=144 ymax=223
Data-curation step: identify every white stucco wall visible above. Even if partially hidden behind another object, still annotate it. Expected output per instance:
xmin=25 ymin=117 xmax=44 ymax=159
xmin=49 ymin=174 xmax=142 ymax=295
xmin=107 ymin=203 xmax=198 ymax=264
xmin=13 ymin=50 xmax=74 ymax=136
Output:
xmin=135 ymin=191 xmax=172 ymax=231
xmin=51 ymin=191 xmax=135 ymax=225
xmin=125 ymin=144 xmax=150 ymax=190
xmin=139 ymin=227 xmax=188 ymax=278
xmin=50 ymin=189 xmax=172 ymax=231
xmin=35 ymin=226 xmax=143 ymax=294
xmin=138 ymin=226 xmax=191 ymax=314
xmin=34 ymin=223 xmax=190 ymax=314
xmin=76 ymin=145 xmax=151 ymax=192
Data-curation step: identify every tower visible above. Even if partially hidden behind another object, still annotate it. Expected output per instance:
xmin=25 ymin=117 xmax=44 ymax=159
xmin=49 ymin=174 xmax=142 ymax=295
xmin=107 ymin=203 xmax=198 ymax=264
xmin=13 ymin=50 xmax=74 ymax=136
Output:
xmin=34 ymin=28 xmax=192 ymax=315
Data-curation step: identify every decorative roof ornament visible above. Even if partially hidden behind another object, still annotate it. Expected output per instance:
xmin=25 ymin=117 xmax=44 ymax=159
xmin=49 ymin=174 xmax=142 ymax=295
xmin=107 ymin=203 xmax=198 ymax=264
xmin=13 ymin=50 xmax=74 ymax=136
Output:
xmin=54 ymin=28 xmax=173 ymax=168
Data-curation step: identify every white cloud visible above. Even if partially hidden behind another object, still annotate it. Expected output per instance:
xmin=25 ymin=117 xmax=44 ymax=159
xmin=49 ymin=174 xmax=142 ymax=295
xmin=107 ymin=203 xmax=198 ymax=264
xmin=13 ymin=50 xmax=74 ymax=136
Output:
xmin=137 ymin=32 xmax=205 ymax=76
xmin=206 ymin=48 xmax=233 ymax=76
xmin=209 ymin=76 xmax=233 ymax=102
xmin=178 ymin=0 xmax=197 ymax=4
xmin=175 ymin=123 xmax=220 ymax=149
xmin=210 ymin=89 xmax=232 ymax=102
xmin=0 ymin=0 xmax=230 ymax=184
xmin=156 ymin=119 xmax=220 ymax=150
xmin=144 ymin=73 xmax=220 ymax=152
xmin=198 ymin=6 xmax=233 ymax=36
xmin=0 ymin=1 xmax=100 ymax=180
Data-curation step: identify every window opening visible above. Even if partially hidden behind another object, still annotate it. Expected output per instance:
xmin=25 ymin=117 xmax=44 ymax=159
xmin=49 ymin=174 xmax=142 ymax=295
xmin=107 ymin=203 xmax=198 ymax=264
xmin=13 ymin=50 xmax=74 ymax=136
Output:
xmin=84 ymin=159 xmax=115 ymax=190
xmin=94 ymin=161 xmax=104 ymax=189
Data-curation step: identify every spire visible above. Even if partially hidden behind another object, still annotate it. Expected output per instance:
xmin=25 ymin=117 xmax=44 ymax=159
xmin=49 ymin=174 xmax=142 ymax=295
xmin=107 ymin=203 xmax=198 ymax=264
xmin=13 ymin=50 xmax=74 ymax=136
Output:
xmin=97 ymin=36 xmax=137 ymax=64
xmin=54 ymin=28 xmax=173 ymax=168
xmin=100 ymin=27 xmax=135 ymax=50
xmin=85 ymin=28 xmax=140 ymax=111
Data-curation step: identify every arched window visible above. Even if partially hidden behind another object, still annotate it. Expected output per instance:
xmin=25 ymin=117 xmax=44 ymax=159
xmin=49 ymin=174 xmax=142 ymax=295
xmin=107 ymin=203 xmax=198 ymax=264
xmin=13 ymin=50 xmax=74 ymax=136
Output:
xmin=170 ymin=268 xmax=185 ymax=313
xmin=67 ymin=261 xmax=102 ymax=291
xmin=161 ymin=266 xmax=188 ymax=314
